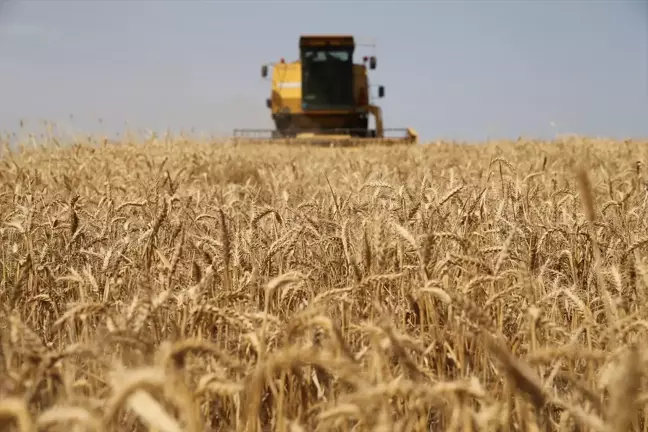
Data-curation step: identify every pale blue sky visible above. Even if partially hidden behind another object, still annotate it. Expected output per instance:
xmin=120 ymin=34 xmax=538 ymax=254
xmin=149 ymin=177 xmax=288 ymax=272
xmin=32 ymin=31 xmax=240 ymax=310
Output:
xmin=0 ymin=0 xmax=646 ymax=143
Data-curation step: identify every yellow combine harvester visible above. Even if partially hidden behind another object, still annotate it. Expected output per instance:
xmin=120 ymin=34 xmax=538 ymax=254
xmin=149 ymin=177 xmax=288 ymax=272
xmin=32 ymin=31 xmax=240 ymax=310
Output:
xmin=233 ymin=35 xmax=418 ymax=146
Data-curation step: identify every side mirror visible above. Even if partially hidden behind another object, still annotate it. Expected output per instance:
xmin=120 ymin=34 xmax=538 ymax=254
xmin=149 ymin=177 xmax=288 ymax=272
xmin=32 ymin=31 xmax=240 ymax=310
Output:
xmin=261 ymin=65 xmax=268 ymax=78
xmin=369 ymin=56 xmax=377 ymax=70
xmin=266 ymin=98 xmax=271 ymax=109
xmin=378 ymin=85 xmax=385 ymax=98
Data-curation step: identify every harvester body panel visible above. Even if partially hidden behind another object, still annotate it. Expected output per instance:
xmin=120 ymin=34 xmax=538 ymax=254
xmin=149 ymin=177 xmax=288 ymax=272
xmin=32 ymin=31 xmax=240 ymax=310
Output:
xmin=271 ymin=61 xmax=303 ymax=116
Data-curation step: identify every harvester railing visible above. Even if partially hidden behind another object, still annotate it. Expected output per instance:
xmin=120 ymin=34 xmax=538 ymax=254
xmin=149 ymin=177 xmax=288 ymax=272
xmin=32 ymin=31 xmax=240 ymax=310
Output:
xmin=232 ymin=127 xmax=415 ymax=139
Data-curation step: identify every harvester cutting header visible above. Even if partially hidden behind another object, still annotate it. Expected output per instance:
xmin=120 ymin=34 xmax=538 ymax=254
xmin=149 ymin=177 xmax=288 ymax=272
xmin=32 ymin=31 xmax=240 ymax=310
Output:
xmin=233 ymin=35 xmax=418 ymax=145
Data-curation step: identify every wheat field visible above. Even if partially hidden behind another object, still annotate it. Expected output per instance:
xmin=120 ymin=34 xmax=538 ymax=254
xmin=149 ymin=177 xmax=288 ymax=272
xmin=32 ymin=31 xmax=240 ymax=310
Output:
xmin=1 ymin=134 xmax=648 ymax=432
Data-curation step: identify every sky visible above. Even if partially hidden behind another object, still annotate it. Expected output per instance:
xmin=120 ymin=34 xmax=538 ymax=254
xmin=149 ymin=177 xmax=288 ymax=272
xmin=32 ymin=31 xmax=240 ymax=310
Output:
xmin=0 ymin=0 xmax=646 ymax=143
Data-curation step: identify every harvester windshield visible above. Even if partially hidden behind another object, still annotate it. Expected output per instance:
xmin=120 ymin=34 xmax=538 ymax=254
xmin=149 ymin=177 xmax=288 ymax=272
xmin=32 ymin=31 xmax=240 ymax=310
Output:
xmin=301 ymin=46 xmax=354 ymax=111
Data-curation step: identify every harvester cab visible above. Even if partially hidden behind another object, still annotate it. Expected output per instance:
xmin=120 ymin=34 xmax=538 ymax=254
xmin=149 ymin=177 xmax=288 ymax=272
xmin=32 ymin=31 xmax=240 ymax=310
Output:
xmin=233 ymin=35 xmax=418 ymax=146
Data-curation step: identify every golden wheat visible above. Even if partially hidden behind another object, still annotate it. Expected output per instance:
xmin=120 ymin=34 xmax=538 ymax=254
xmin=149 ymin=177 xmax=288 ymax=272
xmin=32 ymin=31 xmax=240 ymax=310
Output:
xmin=0 ymin=133 xmax=647 ymax=431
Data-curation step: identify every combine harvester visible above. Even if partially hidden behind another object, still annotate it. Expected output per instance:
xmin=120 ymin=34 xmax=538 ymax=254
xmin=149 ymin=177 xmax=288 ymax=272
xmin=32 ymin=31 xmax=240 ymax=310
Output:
xmin=233 ymin=34 xmax=418 ymax=147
